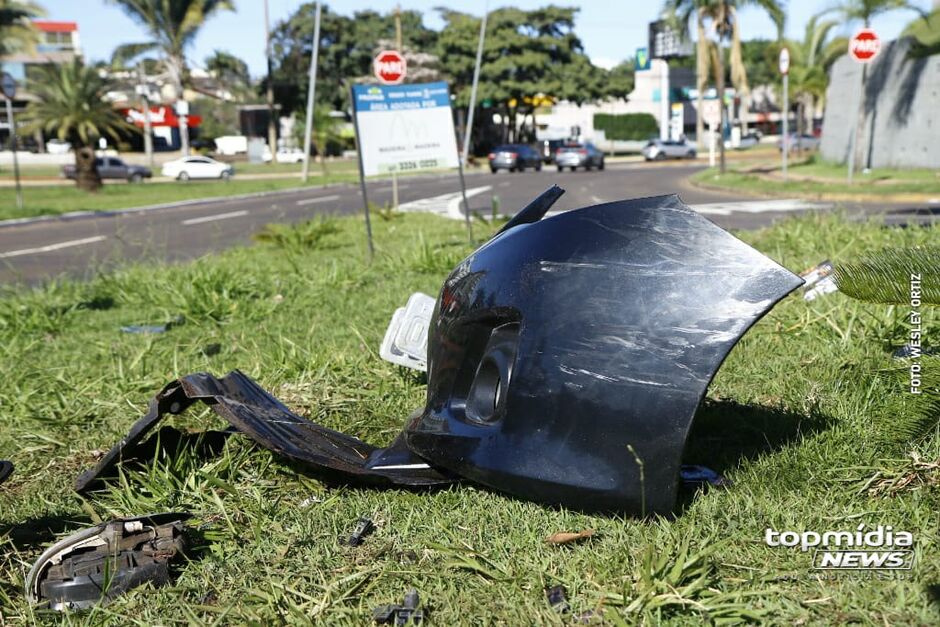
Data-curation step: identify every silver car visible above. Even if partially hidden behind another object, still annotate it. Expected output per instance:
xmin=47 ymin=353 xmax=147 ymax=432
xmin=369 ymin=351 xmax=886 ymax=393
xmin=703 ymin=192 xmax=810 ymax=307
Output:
xmin=642 ymin=139 xmax=697 ymax=161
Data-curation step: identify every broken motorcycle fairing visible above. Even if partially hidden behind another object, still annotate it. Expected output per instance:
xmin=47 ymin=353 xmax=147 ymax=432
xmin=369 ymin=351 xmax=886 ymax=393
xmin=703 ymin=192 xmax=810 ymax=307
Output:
xmin=77 ymin=190 xmax=802 ymax=515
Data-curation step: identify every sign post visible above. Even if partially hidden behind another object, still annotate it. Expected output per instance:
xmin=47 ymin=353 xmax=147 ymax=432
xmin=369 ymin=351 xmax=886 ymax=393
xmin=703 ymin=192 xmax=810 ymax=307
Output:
xmin=702 ymin=99 xmax=720 ymax=168
xmin=2 ymin=72 xmax=22 ymax=211
xmin=846 ymin=28 xmax=880 ymax=184
xmin=778 ymin=47 xmax=790 ymax=182
xmin=374 ymin=50 xmax=407 ymax=211
xmin=351 ymin=82 xmax=466 ymax=254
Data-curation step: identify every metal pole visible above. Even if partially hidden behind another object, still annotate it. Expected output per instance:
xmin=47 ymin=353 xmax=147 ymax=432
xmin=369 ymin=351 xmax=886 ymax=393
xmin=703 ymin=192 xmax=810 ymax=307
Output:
xmin=301 ymin=1 xmax=321 ymax=183
xmin=5 ymin=97 xmax=22 ymax=210
xmin=782 ymin=72 xmax=788 ymax=182
xmin=264 ymin=0 xmax=278 ymax=156
xmin=659 ymin=60 xmax=669 ymax=140
xmin=390 ymin=5 xmax=403 ymax=209
xmin=456 ymin=142 xmax=474 ymax=244
xmin=138 ymin=62 xmax=154 ymax=168
xmin=846 ymin=64 xmax=865 ymax=184
xmin=461 ymin=3 xmax=488 ymax=165
xmin=351 ymin=86 xmax=375 ymax=259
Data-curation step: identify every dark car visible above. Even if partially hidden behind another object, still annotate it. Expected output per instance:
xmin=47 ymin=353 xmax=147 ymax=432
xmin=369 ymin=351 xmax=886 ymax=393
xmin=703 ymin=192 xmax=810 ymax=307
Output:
xmin=488 ymin=144 xmax=542 ymax=173
xmin=62 ymin=157 xmax=152 ymax=182
xmin=554 ymin=142 xmax=605 ymax=171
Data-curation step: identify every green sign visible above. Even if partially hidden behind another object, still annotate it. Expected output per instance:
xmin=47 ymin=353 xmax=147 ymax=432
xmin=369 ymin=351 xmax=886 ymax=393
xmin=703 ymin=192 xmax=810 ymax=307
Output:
xmin=635 ymin=48 xmax=650 ymax=71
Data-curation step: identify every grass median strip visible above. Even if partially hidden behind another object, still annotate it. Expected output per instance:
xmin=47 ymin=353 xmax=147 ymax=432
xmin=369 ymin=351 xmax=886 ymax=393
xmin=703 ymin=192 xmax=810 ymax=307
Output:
xmin=0 ymin=211 xmax=937 ymax=623
xmin=691 ymin=157 xmax=940 ymax=200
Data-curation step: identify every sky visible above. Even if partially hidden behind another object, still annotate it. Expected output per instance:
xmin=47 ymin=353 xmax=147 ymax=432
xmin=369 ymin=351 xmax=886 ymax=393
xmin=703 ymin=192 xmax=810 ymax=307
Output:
xmin=42 ymin=0 xmax=933 ymax=77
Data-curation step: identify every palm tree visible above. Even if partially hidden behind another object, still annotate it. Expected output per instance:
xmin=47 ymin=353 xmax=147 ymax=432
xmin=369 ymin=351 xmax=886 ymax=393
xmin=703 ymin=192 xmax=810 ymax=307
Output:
xmin=21 ymin=61 xmax=136 ymax=192
xmin=665 ymin=0 xmax=783 ymax=173
xmin=789 ymin=15 xmax=847 ymax=151
xmin=828 ymin=0 xmax=926 ymax=173
xmin=108 ymin=0 xmax=235 ymax=156
xmin=205 ymin=49 xmax=251 ymax=98
xmin=0 ymin=0 xmax=43 ymax=57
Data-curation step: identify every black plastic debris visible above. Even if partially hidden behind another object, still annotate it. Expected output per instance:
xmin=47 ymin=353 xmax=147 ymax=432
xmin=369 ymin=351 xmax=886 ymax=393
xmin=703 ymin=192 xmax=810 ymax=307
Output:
xmin=680 ymin=464 xmax=731 ymax=488
xmin=893 ymin=344 xmax=937 ymax=359
xmin=545 ymin=585 xmax=570 ymax=613
xmin=345 ymin=516 xmax=375 ymax=547
xmin=373 ymin=588 xmax=424 ymax=624
xmin=77 ymin=190 xmax=803 ymax=516
xmin=26 ymin=513 xmax=188 ymax=611
xmin=0 ymin=460 xmax=13 ymax=485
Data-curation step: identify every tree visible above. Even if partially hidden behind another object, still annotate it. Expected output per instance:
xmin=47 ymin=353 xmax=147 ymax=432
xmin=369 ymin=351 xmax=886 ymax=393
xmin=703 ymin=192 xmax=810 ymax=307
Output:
xmin=108 ymin=0 xmax=235 ymax=156
xmin=270 ymin=4 xmax=437 ymax=113
xmin=827 ymin=0 xmax=926 ymax=172
xmin=205 ymin=49 xmax=252 ymax=99
xmin=21 ymin=61 xmax=136 ymax=192
xmin=0 ymin=0 xmax=43 ymax=57
xmin=902 ymin=6 xmax=940 ymax=57
xmin=665 ymin=0 xmax=784 ymax=172
xmin=765 ymin=14 xmax=847 ymax=152
xmin=292 ymin=106 xmax=342 ymax=173
xmin=436 ymin=7 xmax=612 ymax=146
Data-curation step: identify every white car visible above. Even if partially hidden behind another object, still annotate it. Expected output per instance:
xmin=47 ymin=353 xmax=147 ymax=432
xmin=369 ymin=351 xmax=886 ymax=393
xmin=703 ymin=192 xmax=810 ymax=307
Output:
xmin=161 ymin=156 xmax=234 ymax=181
xmin=46 ymin=139 xmax=72 ymax=154
xmin=261 ymin=147 xmax=306 ymax=164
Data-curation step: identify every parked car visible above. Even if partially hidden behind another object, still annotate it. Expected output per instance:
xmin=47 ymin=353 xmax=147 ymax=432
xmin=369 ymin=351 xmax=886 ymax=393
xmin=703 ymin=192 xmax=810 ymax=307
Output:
xmin=725 ymin=132 xmax=761 ymax=150
xmin=777 ymin=134 xmax=820 ymax=153
xmin=488 ymin=144 xmax=542 ymax=173
xmin=46 ymin=139 xmax=72 ymax=154
xmin=263 ymin=147 xmax=306 ymax=164
xmin=161 ymin=156 xmax=234 ymax=181
xmin=554 ymin=143 xmax=605 ymax=171
xmin=642 ymin=138 xmax=697 ymax=161
xmin=62 ymin=157 xmax=152 ymax=182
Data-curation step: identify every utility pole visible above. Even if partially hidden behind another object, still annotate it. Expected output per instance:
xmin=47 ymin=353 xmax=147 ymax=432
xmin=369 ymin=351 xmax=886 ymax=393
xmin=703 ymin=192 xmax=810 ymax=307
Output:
xmin=264 ymin=0 xmax=278 ymax=156
xmin=391 ymin=4 xmax=402 ymax=211
xmin=4 ymin=96 xmax=22 ymax=211
xmin=301 ymin=1 xmax=322 ymax=183
xmin=137 ymin=61 xmax=154 ymax=168
xmin=462 ymin=2 xmax=488 ymax=166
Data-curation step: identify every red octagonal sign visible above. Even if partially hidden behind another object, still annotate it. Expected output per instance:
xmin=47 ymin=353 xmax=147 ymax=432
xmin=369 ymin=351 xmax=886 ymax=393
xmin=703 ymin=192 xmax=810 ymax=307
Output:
xmin=849 ymin=29 xmax=880 ymax=63
xmin=373 ymin=50 xmax=407 ymax=85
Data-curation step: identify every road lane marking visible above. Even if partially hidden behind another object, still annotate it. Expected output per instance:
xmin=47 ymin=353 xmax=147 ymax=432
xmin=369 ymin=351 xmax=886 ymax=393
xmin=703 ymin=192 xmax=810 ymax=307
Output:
xmin=691 ymin=199 xmax=832 ymax=216
xmin=397 ymin=186 xmax=491 ymax=220
xmin=0 ymin=235 xmax=107 ymax=259
xmin=296 ymin=194 xmax=340 ymax=206
xmin=181 ymin=210 xmax=249 ymax=225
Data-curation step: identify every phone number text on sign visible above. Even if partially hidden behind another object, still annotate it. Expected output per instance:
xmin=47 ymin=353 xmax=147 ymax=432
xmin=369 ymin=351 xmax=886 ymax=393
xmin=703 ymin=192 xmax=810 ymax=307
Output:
xmin=353 ymin=82 xmax=459 ymax=176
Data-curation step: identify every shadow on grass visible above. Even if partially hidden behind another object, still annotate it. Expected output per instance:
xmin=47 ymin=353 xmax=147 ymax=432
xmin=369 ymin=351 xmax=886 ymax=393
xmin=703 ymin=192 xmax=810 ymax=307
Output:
xmin=0 ymin=513 xmax=95 ymax=552
xmin=677 ymin=398 xmax=835 ymax=510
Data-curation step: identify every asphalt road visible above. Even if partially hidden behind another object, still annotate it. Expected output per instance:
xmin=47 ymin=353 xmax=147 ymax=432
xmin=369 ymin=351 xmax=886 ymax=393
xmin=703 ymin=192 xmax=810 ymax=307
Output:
xmin=0 ymin=163 xmax=934 ymax=286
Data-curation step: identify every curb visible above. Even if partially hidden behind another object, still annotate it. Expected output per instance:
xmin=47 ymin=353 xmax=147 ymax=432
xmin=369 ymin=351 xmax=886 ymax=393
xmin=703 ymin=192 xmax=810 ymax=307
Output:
xmin=688 ymin=174 xmax=940 ymax=205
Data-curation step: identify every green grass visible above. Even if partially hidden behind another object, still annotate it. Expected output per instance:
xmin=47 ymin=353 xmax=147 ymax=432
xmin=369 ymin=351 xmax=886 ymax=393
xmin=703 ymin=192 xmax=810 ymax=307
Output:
xmin=0 ymin=211 xmax=938 ymax=624
xmin=0 ymin=175 xmax=359 ymax=222
xmin=692 ymin=157 xmax=940 ymax=198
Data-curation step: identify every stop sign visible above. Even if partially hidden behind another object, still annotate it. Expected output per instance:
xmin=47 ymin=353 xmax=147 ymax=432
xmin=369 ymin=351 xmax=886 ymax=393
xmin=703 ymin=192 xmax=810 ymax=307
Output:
xmin=849 ymin=29 xmax=880 ymax=63
xmin=373 ymin=50 xmax=407 ymax=85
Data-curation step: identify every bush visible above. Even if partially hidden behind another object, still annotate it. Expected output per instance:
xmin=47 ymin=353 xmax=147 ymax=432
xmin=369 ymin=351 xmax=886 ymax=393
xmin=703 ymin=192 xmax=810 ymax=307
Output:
xmin=594 ymin=113 xmax=658 ymax=141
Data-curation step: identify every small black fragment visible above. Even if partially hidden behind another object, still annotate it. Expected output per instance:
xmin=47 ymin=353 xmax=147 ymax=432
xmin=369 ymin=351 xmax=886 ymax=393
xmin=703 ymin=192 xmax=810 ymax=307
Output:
xmin=373 ymin=588 xmax=424 ymax=624
xmin=345 ymin=516 xmax=375 ymax=547
xmin=546 ymin=584 xmax=570 ymax=613
xmin=201 ymin=343 xmax=222 ymax=357
xmin=0 ymin=460 xmax=13 ymax=485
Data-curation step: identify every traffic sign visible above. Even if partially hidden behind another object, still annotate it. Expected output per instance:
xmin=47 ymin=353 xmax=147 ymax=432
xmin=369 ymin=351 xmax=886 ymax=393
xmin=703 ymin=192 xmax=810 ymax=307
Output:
xmin=702 ymin=99 xmax=721 ymax=126
xmin=849 ymin=29 xmax=881 ymax=63
xmin=1 ymin=72 xmax=16 ymax=99
xmin=778 ymin=47 xmax=790 ymax=75
xmin=373 ymin=50 xmax=407 ymax=85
